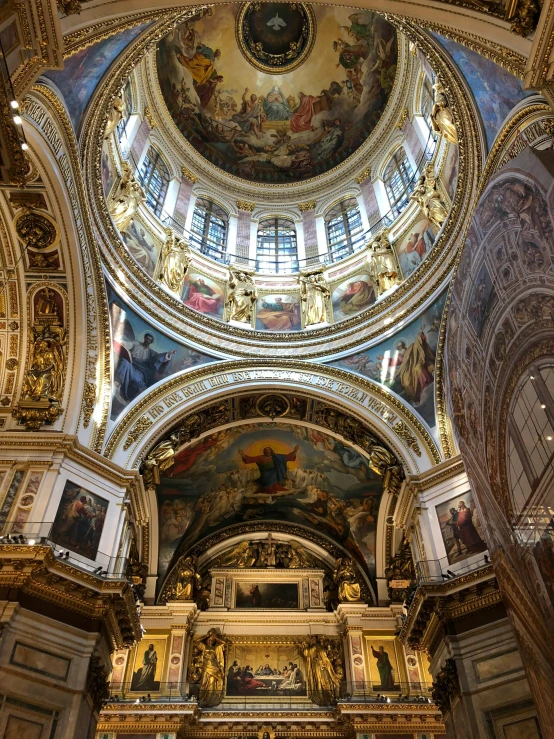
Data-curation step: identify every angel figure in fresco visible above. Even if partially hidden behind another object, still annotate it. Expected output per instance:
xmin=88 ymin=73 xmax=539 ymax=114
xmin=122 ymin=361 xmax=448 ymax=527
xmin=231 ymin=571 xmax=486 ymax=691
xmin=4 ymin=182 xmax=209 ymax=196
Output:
xmin=238 ymin=444 xmax=298 ymax=494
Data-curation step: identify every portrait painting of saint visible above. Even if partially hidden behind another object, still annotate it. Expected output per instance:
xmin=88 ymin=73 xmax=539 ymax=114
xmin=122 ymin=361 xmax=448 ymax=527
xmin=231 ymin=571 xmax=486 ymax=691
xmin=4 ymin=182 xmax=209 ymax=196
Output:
xmin=156 ymin=6 xmax=397 ymax=183
xmin=256 ymin=295 xmax=301 ymax=332
xmin=121 ymin=220 xmax=160 ymax=278
xmin=331 ymin=274 xmax=377 ymax=321
xmin=106 ymin=282 xmax=217 ymax=419
xmin=235 ymin=583 xmax=299 ymax=609
xmin=394 ymin=217 xmax=436 ymax=279
xmin=226 ymin=640 xmax=307 ymax=697
xmin=51 ymin=480 xmax=109 ymax=560
xmin=183 ymin=273 xmax=224 ymax=317
xmin=155 ymin=422 xmax=386 ymax=591
xmin=435 ymin=491 xmax=487 ymax=565
xmin=130 ymin=639 xmax=165 ymax=692
xmin=330 ymin=291 xmax=447 ymax=428
xmin=365 ymin=637 xmax=401 ymax=691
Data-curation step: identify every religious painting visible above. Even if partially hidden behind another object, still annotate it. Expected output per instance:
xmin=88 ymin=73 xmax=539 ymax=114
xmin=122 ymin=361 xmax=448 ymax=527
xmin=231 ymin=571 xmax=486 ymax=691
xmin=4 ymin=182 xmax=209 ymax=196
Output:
xmin=435 ymin=490 xmax=487 ymax=565
xmin=432 ymin=34 xmax=534 ymax=150
xmin=0 ymin=20 xmax=19 ymax=55
xmin=441 ymin=141 xmax=458 ymax=202
xmin=468 ymin=263 xmax=496 ymax=338
xmin=364 ymin=637 xmax=401 ymax=691
xmin=183 ymin=272 xmax=224 ymax=317
xmin=106 ymin=282 xmax=217 ymax=420
xmin=256 ymin=294 xmax=301 ymax=331
xmin=156 ymin=422 xmax=385 ymax=587
xmin=156 ymin=5 xmax=397 ymax=183
xmin=44 ymin=24 xmax=149 ymax=132
xmin=130 ymin=638 xmax=166 ymax=692
xmin=330 ymin=291 xmax=447 ymax=428
xmin=225 ymin=640 xmax=307 ymax=697
xmin=235 ymin=582 xmax=299 ymax=609
xmin=50 ymin=480 xmax=108 ymax=560
xmin=394 ymin=217 xmax=436 ymax=278
xmin=331 ymin=274 xmax=377 ymax=321
xmin=121 ymin=219 xmax=160 ymax=278
xmin=101 ymin=139 xmax=114 ymax=198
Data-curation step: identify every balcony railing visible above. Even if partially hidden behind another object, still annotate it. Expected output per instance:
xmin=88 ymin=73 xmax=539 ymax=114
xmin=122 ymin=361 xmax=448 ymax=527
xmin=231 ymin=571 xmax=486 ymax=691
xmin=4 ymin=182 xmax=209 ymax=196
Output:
xmin=106 ymin=680 xmax=434 ymax=707
xmin=0 ymin=520 xmax=129 ymax=579
xmin=415 ymin=553 xmax=490 ymax=584
xmin=121 ymin=133 xmax=437 ymax=275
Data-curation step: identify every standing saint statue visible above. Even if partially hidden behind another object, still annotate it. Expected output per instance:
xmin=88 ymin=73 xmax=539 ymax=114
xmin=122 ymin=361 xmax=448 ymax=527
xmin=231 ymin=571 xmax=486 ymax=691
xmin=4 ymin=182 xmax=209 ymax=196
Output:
xmin=192 ymin=629 xmax=226 ymax=706
xmin=109 ymin=162 xmax=146 ymax=233
xmin=104 ymin=96 xmax=125 ymax=139
xmin=159 ymin=229 xmax=190 ymax=294
xmin=431 ymin=79 xmax=458 ymax=144
xmin=22 ymin=325 xmax=67 ymax=402
xmin=368 ymin=229 xmax=400 ymax=296
xmin=410 ymin=164 xmax=449 ymax=228
xmin=299 ymin=272 xmax=330 ymax=327
xmin=301 ymin=635 xmax=342 ymax=705
xmin=226 ymin=268 xmax=257 ymax=324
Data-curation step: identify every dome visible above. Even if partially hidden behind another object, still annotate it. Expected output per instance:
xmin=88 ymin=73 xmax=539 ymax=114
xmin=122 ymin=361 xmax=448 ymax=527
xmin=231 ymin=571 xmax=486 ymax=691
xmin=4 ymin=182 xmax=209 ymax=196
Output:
xmin=155 ymin=4 xmax=398 ymax=183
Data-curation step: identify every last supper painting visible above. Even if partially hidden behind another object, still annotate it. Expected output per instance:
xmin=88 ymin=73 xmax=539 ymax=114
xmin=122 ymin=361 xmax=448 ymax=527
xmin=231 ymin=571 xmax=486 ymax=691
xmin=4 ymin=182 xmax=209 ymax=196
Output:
xmin=155 ymin=422 xmax=386 ymax=591
xmin=156 ymin=4 xmax=397 ymax=183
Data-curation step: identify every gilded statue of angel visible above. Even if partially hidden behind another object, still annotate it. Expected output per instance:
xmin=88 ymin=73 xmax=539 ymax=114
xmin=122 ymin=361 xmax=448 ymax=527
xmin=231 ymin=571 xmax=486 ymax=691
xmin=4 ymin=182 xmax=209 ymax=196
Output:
xmin=299 ymin=272 xmax=330 ymax=327
xmin=109 ymin=162 xmax=146 ymax=233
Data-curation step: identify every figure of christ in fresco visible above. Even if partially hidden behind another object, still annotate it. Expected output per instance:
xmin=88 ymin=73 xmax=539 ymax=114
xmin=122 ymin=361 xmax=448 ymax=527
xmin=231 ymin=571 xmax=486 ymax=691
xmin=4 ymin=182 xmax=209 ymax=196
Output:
xmin=114 ymin=332 xmax=176 ymax=403
xmin=238 ymin=445 xmax=299 ymax=494
xmin=455 ymin=500 xmax=486 ymax=555
xmin=263 ymin=86 xmax=293 ymax=121
xmin=183 ymin=278 xmax=221 ymax=314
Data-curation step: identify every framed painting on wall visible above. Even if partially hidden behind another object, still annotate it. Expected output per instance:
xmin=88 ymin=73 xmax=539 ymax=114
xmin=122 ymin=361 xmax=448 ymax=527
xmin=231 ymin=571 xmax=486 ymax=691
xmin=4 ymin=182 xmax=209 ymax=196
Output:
xmin=435 ymin=491 xmax=487 ymax=565
xmin=225 ymin=638 xmax=307 ymax=698
xmin=235 ymin=582 xmax=299 ymax=609
xmin=50 ymin=480 xmax=108 ymax=560
xmin=364 ymin=636 xmax=402 ymax=691
xmin=130 ymin=638 xmax=166 ymax=692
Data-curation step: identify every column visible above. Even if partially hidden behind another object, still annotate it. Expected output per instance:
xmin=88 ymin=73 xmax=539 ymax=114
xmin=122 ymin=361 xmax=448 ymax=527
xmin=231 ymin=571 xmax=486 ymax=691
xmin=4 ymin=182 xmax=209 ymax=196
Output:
xmin=299 ymin=201 xmax=318 ymax=264
xmin=166 ymin=627 xmax=188 ymax=695
xmin=235 ymin=201 xmax=255 ymax=265
xmin=357 ymin=168 xmax=381 ymax=226
xmin=172 ymin=167 xmax=197 ymax=232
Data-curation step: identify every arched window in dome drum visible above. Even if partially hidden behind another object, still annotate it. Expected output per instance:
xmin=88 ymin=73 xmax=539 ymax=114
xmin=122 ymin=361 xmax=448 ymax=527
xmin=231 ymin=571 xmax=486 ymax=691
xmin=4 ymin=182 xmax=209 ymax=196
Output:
xmin=384 ymin=147 xmax=414 ymax=217
xmin=256 ymin=217 xmax=298 ymax=274
xmin=116 ymin=77 xmax=134 ymax=141
xmin=420 ymin=76 xmax=434 ymax=133
xmin=139 ymin=147 xmax=171 ymax=217
xmin=325 ymin=198 xmax=365 ymax=262
xmin=190 ymin=198 xmax=229 ymax=262
xmin=507 ymin=362 xmax=554 ymax=522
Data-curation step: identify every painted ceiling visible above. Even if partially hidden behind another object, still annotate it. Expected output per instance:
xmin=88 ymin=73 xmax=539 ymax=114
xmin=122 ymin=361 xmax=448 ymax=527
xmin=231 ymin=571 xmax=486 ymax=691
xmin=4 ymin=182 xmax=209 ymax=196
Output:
xmin=156 ymin=3 xmax=398 ymax=183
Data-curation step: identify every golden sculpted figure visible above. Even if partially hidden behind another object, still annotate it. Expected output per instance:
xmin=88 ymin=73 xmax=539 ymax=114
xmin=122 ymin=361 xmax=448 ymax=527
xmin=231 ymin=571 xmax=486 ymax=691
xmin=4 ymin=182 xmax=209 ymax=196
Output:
xmin=227 ymin=268 xmax=257 ymax=323
xmin=109 ymin=162 xmax=146 ymax=233
xmin=104 ymin=96 xmax=125 ymax=139
xmin=159 ymin=229 xmax=190 ymax=294
xmin=22 ymin=325 xmax=67 ymax=402
xmin=301 ymin=635 xmax=342 ymax=705
xmin=368 ymin=229 xmax=400 ymax=295
xmin=334 ymin=557 xmax=361 ymax=602
xmin=191 ymin=629 xmax=226 ymax=706
xmin=171 ymin=555 xmax=201 ymax=601
xmin=300 ymin=271 xmax=330 ymax=327
xmin=142 ymin=432 xmax=180 ymax=487
xmin=431 ymin=79 xmax=458 ymax=144
xmin=410 ymin=164 xmax=449 ymax=228
xmin=36 ymin=288 xmax=59 ymax=318
xmin=216 ymin=540 xmax=258 ymax=568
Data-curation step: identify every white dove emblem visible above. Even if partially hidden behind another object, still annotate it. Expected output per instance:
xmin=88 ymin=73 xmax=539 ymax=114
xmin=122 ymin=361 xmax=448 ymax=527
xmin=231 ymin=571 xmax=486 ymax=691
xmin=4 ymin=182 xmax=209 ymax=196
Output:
xmin=267 ymin=12 xmax=286 ymax=31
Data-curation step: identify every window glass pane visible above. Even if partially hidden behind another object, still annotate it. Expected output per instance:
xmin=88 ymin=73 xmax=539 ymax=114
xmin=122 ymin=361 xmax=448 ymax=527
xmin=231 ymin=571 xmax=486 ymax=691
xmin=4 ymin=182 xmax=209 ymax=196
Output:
xmin=139 ymin=147 xmax=170 ymax=217
xmin=325 ymin=198 xmax=364 ymax=262
xmin=256 ymin=218 xmax=297 ymax=274
xmin=384 ymin=148 xmax=414 ymax=216
xmin=190 ymin=198 xmax=228 ymax=262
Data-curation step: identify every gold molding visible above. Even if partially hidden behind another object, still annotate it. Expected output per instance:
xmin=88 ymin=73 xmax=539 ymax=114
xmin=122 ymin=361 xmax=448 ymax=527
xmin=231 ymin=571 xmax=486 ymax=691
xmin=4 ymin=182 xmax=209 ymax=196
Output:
xmin=236 ymin=200 xmax=256 ymax=212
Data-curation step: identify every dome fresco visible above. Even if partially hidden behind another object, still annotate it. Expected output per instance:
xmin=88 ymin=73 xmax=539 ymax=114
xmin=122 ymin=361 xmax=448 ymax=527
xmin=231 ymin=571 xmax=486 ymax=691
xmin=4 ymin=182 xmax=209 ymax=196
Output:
xmin=156 ymin=4 xmax=398 ymax=183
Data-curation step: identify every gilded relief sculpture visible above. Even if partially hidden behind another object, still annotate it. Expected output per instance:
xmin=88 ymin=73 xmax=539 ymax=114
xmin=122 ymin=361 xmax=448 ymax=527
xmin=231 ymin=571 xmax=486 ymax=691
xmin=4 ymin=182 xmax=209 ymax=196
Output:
xmin=226 ymin=268 xmax=257 ymax=324
xmin=13 ymin=288 xmax=67 ymax=430
xmin=299 ymin=271 xmax=330 ymax=327
xmin=159 ymin=229 xmax=191 ymax=294
xmin=301 ymin=635 xmax=343 ymax=705
xmin=334 ymin=557 xmax=362 ymax=602
xmin=410 ymin=164 xmax=449 ymax=228
xmin=141 ymin=432 xmax=180 ymax=488
xmin=431 ymin=78 xmax=458 ymax=144
xmin=164 ymin=555 xmax=201 ymax=601
xmin=109 ymin=162 xmax=146 ymax=233
xmin=104 ymin=96 xmax=125 ymax=139
xmin=190 ymin=629 xmax=227 ymax=706
xmin=368 ymin=228 xmax=400 ymax=295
